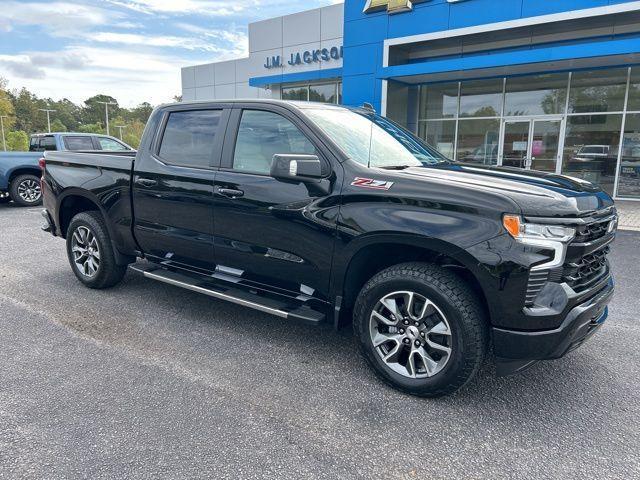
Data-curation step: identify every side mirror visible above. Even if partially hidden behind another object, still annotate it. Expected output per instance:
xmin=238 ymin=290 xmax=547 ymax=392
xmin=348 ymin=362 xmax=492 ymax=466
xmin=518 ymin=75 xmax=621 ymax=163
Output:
xmin=270 ymin=154 xmax=323 ymax=181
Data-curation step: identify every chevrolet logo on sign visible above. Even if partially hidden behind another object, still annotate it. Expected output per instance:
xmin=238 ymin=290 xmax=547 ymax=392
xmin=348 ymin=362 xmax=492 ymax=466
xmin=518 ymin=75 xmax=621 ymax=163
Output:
xmin=363 ymin=0 xmax=465 ymax=14
xmin=363 ymin=0 xmax=427 ymax=14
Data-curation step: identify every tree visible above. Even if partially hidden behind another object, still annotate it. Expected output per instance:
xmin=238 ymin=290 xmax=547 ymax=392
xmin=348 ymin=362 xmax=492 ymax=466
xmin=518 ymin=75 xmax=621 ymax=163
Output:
xmin=0 ymin=80 xmax=16 ymax=131
xmin=51 ymin=98 xmax=81 ymax=131
xmin=11 ymin=88 xmax=43 ymax=133
xmin=78 ymin=123 xmax=104 ymax=134
xmin=126 ymin=102 xmax=153 ymax=124
xmin=6 ymin=131 xmax=28 ymax=151
xmin=1 ymin=82 xmax=153 ymax=145
xmin=50 ymin=119 xmax=67 ymax=132
xmin=83 ymin=94 xmax=119 ymax=126
xmin=122 ymin=120 xmax=146 ymax=149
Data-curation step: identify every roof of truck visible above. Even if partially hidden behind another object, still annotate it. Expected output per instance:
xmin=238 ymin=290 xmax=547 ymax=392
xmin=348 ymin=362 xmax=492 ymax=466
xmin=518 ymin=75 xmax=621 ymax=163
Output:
xmin=30 ymin=132 xmax=116 ymax=137
xmin=165 ymin=99 xmax=353 ymax=111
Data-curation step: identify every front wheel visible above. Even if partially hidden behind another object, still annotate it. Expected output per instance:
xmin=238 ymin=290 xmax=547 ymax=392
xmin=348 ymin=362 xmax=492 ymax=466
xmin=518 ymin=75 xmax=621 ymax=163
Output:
xmin=9 ymin=174 xmax=42 ymax=206
xmin=66 ymin=211 xmax=127 ymax=289
xmin=353 ymin=262 xmax=488 ymax=397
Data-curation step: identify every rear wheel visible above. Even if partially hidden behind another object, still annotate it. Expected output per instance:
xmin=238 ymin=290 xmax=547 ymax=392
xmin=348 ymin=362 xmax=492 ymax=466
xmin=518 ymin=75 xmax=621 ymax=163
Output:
xmin=353 ymin=262 xmax=488 ymax=397
xmin=66 ymin=211 xmax=127 ymax=289
xmin=9 ymin=174 xmax=42 ymax=206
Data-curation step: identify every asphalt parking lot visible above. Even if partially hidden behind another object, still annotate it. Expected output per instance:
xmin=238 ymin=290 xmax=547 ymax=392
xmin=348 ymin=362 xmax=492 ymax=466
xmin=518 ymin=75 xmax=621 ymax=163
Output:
xmin=0 ymin=203 xmax=639 ymax=479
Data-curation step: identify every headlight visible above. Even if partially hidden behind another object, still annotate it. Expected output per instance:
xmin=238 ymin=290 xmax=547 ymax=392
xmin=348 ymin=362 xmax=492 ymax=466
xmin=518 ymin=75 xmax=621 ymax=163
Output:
xmin=503 ymin=215 xmax=575 ymax=242
xmin=503 ymin=214 xmax=576 ymax=270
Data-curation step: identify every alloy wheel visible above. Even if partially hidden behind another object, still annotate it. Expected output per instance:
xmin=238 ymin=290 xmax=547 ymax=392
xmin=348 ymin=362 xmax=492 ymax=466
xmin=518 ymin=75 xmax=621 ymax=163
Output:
xmin=17 ymin=179 xmax=41 ymax=203
xmin=71 ymin=226 xmax=101 ymax=278
xmin=369 ymin=291 xmax=452 ymax=379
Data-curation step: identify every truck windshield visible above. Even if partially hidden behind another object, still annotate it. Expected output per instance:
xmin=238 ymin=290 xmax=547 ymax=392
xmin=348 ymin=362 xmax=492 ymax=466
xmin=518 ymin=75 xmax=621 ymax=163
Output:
xmin=304 ymin=108 xmax=449 ymax=169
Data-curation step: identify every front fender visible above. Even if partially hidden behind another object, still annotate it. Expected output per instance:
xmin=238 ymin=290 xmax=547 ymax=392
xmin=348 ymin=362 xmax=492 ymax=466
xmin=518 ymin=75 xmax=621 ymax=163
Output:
xmin=330 ymin=230 xmax=502 ymax=309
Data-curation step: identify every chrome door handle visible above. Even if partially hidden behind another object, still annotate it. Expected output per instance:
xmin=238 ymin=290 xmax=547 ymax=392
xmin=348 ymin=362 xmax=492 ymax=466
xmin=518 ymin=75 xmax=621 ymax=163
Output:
xmin=135 ymin=178 xmax=157 ymax=188
xmin=216 ymin=187 xmax=244 ymax=198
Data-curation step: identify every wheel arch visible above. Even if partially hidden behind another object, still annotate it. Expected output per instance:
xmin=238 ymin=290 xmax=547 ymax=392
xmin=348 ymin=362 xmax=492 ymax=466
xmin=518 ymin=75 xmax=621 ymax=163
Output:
xmin=333 ymin=233 xmax=491 ymax=328
xmin=57 ymin=189 xmax=112 ymax=240
xmin=8 ymin=167 xmax=42 ymax=184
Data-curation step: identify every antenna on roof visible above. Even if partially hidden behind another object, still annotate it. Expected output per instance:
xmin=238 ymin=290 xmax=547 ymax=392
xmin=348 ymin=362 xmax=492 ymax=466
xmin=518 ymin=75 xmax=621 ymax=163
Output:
xmin=362 ymin=102 xmax=376 ymax=113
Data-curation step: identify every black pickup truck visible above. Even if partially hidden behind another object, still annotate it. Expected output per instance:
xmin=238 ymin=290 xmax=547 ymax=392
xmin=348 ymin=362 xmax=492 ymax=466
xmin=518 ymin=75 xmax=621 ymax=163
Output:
xmin=41 ymin=100 xmax=617 ymax=397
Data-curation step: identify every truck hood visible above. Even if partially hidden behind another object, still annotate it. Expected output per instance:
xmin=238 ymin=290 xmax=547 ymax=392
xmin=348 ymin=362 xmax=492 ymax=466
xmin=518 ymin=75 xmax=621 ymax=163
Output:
xmin=396 ymin=163 xmax=614 ymax=218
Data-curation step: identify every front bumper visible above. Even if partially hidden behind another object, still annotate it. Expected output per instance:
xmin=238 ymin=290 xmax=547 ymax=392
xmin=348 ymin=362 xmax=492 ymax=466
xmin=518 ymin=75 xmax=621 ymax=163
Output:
xmin=493 ymin=278 xmax=614 ymax=375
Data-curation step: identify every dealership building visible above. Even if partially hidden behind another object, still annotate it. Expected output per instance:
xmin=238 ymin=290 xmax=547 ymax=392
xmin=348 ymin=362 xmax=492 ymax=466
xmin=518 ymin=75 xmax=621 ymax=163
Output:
xmin=182 ymin=0 xmax=640 ymax=200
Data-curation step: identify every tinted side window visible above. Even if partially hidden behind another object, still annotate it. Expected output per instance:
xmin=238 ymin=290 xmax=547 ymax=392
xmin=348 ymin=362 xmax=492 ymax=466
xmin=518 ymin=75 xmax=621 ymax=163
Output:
xmin=98 ymin=137 xmax=128 ymax=151
xmin=158 ymin=110 xmax=221 ymax=168
xmin=64 ymin=136 xmax=94 ymax=150
xmin=40 ymin=136 xmax=57 ymax=151
xmin=233 ymin=110 xmax=316 ymax=174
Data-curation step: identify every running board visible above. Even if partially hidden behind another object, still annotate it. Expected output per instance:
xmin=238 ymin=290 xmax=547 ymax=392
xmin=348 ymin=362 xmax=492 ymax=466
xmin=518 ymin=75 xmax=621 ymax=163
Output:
xmin=129 ymin=263 xmax=325 ymax=325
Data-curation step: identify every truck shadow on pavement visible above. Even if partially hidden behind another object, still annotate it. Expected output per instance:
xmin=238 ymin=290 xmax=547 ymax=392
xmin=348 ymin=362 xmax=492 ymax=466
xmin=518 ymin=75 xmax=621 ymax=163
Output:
xmin=39 ymin=263 xmax=611 ymax=422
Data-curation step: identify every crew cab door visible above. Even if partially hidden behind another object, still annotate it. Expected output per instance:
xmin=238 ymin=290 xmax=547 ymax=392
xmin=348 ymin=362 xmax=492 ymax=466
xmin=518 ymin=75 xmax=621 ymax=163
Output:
xmin=213 ymin=105 xmax=341 ymax=300
xmin=132 ymin=106 xmax=230 ymax=273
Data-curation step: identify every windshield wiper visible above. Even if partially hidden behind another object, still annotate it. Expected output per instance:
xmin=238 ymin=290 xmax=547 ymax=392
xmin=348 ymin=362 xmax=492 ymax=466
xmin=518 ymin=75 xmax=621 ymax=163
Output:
xmin=379 ymin=165 xmax=416 ymax=170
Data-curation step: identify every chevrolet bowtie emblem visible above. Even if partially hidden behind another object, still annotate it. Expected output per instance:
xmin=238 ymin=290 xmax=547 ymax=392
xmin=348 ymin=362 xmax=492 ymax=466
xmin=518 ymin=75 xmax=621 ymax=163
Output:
xmin=363 ymin=0 xmax=427 ymax=14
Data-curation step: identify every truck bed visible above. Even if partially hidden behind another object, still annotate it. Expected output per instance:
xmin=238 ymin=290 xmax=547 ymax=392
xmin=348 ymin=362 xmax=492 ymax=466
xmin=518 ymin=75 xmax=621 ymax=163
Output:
xmin=45 ymin=150 xmax=137 ymax=167
xmin=42 ymin=150 xmax=139 ymax=254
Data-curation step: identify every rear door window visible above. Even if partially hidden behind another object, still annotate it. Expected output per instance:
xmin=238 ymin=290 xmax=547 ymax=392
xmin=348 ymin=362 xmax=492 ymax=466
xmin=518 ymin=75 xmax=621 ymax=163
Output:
xmin=28 ymin=136 xmax=56 ymax=151
xmin=158 ymin=110 xmax=222 ymax=169
xmin=64 ymin=136 xmax=95 ymax=151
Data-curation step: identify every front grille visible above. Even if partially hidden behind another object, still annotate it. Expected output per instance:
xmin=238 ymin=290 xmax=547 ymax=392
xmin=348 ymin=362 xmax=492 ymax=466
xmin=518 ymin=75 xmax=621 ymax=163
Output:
xmin=573 ymin=218 xmax=612 ymax=243
xmin=563 ymin=246 xmax=610 ymax=292
xmin=525 ymin=208 xmax=615 ymax=306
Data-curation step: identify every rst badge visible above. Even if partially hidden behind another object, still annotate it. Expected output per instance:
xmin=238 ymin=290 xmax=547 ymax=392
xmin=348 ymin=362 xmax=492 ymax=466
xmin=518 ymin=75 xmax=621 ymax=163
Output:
xmin=351 ymin=177 xmax=394 ymax=190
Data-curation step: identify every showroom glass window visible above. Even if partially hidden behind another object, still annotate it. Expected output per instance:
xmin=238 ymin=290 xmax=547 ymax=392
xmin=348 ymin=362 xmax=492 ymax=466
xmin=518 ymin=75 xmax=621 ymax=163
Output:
xmin=504 ymin=73 xmax=568 ymax=116
xmin=281 ymin=82 xmax=341 ymax=104
xmin=158 ymin=110 xmax=221 ymax=168
xmin=456 ymin=119 xmax=500 ymax=165
xmin=459 ymin=78 xmax=503 ymax=118
xmin=310 ymin=84 xmax=338 ymax=103
xmin=419 ymin=121 xmax=456 ymax=160
xmin=282 ymin=86 xmax=309 ymax=101
xmin=627 ymin=68 xmax=640 ymax=112
xmin=562 ymin=114 xmax=622 ymax=195
xmin=569 ymin=69 xmax=628 ymax=114
xmin=420 ymin=82 xmax=459 ymax=119
xmin=414 ymin=66 xmax=640 ymax=197
xmin=617 ymin=113 xmax=640 ymax=198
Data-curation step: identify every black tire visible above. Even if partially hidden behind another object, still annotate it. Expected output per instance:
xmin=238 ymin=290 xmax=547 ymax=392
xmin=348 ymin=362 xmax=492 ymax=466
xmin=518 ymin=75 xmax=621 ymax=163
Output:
xmin=9 ymin=174 xmax=42 ymax=207
xmin=66 ymin=211 xmax=127 ymax=289
xmin=353 ymin=262 xmax=488 ymax=398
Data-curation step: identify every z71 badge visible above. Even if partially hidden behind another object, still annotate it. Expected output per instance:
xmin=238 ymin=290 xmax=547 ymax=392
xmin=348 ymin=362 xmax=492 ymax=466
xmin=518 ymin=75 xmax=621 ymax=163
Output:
xmin=351 ymin=177 xmax=394 ymax=190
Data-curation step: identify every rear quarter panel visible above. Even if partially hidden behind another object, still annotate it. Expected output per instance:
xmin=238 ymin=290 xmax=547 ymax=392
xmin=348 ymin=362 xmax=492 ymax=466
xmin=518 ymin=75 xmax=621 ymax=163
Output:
xmin=44 ymin=151 xmax=138 ymax=254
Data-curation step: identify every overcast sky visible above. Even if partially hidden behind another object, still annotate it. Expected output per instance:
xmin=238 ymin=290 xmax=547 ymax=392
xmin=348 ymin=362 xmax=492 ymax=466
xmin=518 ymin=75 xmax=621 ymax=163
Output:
xmin=0 ymin=0 xmax=341 ymax=107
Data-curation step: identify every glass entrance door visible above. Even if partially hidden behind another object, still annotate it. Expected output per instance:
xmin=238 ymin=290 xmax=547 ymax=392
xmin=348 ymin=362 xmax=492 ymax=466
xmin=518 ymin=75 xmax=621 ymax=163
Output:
xmin=530 ymin=119 xmax=562 ymax=173
xmin=501 ymin=118 xmax=562 ymax=172
xmin=502 ymin=121 xmax=530 ymax=169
